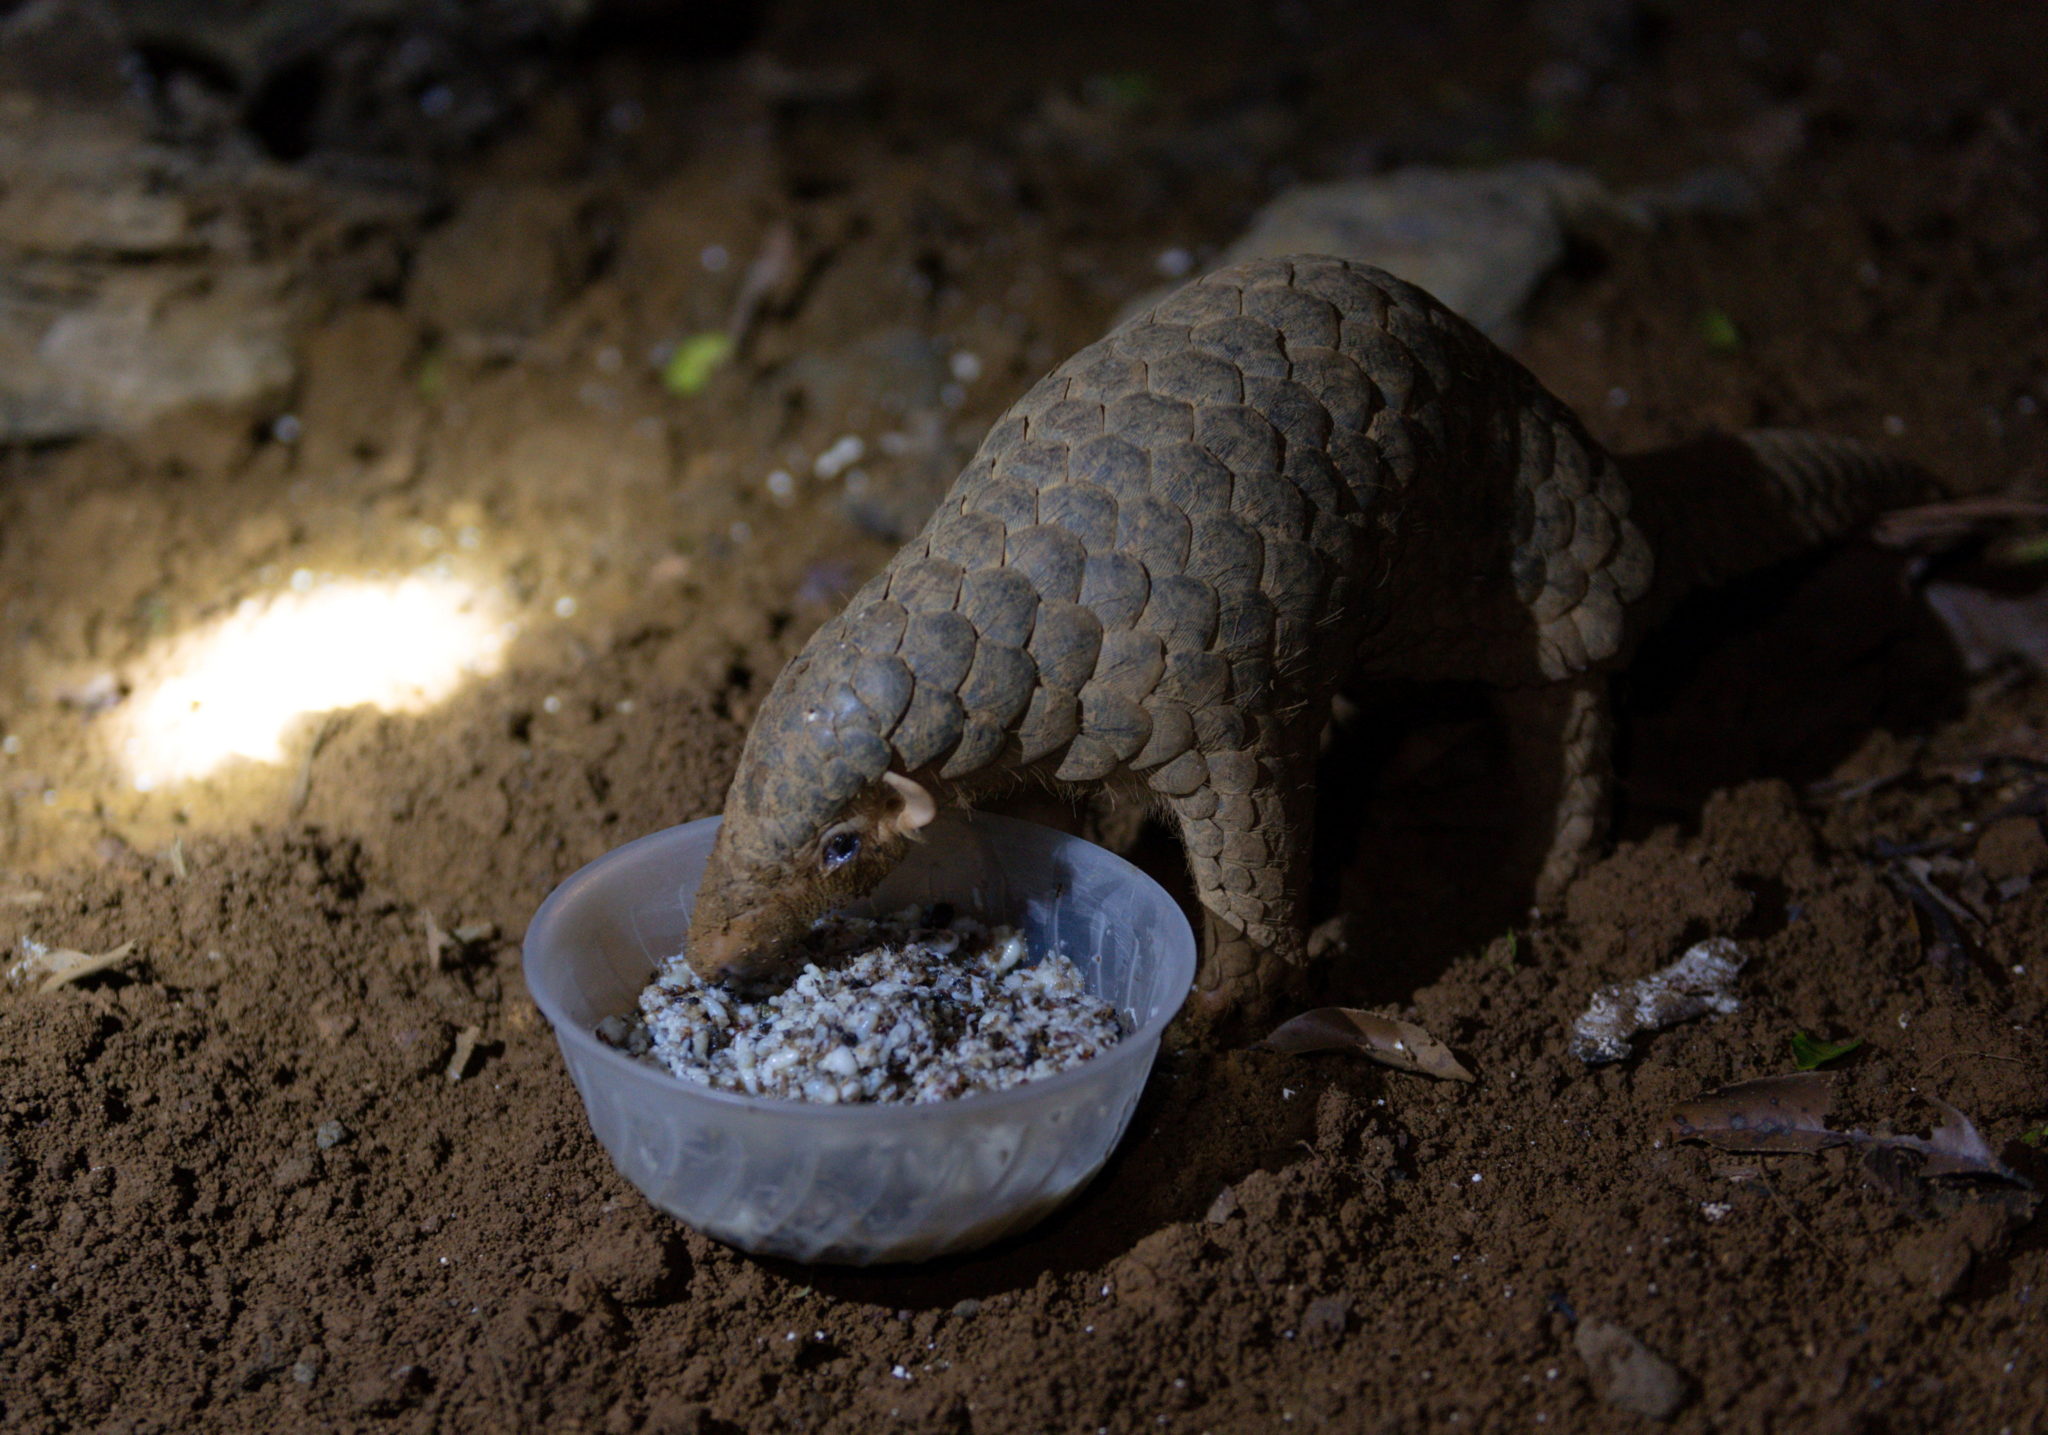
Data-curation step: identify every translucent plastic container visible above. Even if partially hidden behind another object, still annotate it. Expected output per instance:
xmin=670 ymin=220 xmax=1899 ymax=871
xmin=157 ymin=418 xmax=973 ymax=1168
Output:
xmin=522 ymin=811 xmax=1196 ymax=1264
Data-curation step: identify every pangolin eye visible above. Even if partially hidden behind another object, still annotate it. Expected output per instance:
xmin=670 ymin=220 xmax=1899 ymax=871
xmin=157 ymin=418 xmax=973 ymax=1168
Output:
xmin=821 ymin=831 xmax=861 ymax=869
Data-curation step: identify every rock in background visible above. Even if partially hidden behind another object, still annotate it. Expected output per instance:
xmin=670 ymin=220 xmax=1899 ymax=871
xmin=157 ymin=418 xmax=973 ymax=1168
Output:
xmin=0 ymin=0 xmax=625 ymax=442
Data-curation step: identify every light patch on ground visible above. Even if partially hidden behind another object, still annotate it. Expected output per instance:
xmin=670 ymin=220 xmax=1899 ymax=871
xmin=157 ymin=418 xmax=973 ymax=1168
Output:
xmin=119 ymin=575 xmax=511 ymax=788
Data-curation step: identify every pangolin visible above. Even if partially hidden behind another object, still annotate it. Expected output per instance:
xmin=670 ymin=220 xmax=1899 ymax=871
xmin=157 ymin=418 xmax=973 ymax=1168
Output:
xmin=683 ymin=255 xmax=1935 ymax=1028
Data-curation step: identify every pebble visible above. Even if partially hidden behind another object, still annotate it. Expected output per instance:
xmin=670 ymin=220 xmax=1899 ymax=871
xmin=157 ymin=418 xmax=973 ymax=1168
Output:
xmin=1574 ymin=1318 xmax=1689 ymax=1421
xmin=315 ymin=1119 xmax=351 ymax=1150
xmin=813 ymin=435 xmax=866 ymax=480
xmin=1301 ymin=1294 xmax=1352 ymax=1346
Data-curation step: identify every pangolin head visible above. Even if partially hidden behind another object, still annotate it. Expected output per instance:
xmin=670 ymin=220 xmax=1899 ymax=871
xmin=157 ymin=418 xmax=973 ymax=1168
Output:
xmin=684 ymin=646 xmax=935 ymax=987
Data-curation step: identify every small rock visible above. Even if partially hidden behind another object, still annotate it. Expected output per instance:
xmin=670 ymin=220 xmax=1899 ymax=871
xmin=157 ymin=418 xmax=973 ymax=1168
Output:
xmin=1204 ymin=1187 xmax=1240 ymax=1224
xmin=1301 ymin=1293 xmax=1352 ymax=1347
xmin=1123 ymin=162 xmax=1623 ymax=345
xmin=641 ymin=1397 xmax=715 ymax=1435
xmin=574 ymin=1221 xmax=691 ymax=1306
xmin=290 ymin=1346 xmax=324 ymax=1385
xmin=271 ymin=1155 xmax=318 ymax=1191
xmin=391 ymin=1026 xmax=444 ymax=1076
xmin=314 ymin=1119 xmax=351 ymax=1150
xmin=313 ymin=1010 xmax=358 ymax=1044
xmin=1573 ymin=1318 xmax=1689 ymax=1421
xmin=1230 ymin=1168 xmax=1290 ymax=1225
xmin=1975 ymin=816 xmax=2048 ymax=883
xmin=231 ymin=1305 xmax=310 ymax=1390
xmin=1887 ymin=1201 xmax=2022 ymax=1302
xmin=949 ymin=1298 xmax=981 ymax=1319
xmin=1111 ymin=1226 xmax=1199 ymax=1318
xmin=350 ymin=1363 xmax=432 ymax=1415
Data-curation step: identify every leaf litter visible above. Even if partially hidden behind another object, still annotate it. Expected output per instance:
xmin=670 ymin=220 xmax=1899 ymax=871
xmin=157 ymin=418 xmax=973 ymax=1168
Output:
xmin=1256 ymin=1007 xmax=1476 ymax=1083
xmin=16 ymin=938 xmax=140 ymax=994
xmin=1790 ymin=1032 xmax=1865 ymax=1069
xmin=1881 ymin=501 xmax=2048 ymax=674
xmin=1670 ymin=1072 xmax=2025 ymax=1183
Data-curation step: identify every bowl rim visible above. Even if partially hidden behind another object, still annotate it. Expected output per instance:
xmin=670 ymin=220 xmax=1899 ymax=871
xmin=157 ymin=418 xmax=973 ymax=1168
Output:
xmin=523 ymin=810 xmax=1197 ymax=1124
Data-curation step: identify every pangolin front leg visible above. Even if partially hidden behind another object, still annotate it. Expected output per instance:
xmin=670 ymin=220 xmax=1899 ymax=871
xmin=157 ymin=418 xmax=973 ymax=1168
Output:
xmin=1166 ymin=704 xmax=1326 ymax=1019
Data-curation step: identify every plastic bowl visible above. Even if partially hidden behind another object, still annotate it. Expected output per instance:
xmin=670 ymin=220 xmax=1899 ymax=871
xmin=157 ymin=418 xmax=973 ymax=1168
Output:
xmin=522 ymin=811 xmax=1196 ymax=1264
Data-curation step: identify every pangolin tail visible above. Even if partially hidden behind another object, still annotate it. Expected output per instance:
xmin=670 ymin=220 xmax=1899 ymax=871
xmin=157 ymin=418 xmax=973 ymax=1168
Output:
xmin=1619 ymin=428 xmax=1943 ymax=629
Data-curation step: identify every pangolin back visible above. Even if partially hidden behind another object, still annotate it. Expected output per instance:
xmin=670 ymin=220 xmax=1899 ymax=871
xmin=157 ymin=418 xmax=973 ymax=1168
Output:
xmin=698 ymin=254 xmax=1935 ymax=1020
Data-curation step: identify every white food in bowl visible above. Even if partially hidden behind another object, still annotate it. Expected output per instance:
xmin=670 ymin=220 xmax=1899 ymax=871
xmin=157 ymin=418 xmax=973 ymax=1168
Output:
xmin=617 ymin=906 xmax=1124 ymax=1104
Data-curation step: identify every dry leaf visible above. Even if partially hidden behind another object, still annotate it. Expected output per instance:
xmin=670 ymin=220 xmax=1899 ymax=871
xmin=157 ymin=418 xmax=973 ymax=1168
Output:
xmin=1923 ymin=580 xmax=2048 ymax=675
xmin=1671 ymin=1073 xmax=2021 ymax=1182
xmin=1670 ymin=1072 xmax=1835 ymax=1152
xmin=1256 ymin=1007 xmax=1476 ymax=1083
xmin=36 ymin=940 xmax=138 ymax=994
xmin=1913 ymin=1100 xmax=2012 ymax=1179
xmin=1871 ymin=496 xmax=2048 ymax=550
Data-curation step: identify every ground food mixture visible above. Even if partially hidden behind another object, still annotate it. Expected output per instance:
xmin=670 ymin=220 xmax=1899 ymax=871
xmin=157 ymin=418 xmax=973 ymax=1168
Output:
xmin=603 ymin=906 xmax=1123 ymax=1102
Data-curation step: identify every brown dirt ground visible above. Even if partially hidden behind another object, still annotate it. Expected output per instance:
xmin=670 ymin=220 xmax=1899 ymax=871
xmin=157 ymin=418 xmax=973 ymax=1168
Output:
xmin=4 ymin=2 xmax=2047 ymax=1431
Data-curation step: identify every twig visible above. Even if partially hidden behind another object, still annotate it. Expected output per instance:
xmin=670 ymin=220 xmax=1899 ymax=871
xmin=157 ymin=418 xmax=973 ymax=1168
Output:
xmin=1806 ymin=769 xmax=1909 ymax=804
xmin=289 ymin=714 xmax=341 ymax=818
xmin=726 ymin=221 xmax=798 ymax=356
xmin=1873 ymin=496 xmax=2048 ymax=549
xmin=36 ymin=940 xmax=137 ymax=994
xmin=1903 ymin=856 xmax=1986 ymax=932
xmin=445 ymin=1025 xmax=482 ymax=1082
xmin=424 ymin=910 xmax=454 ymax=971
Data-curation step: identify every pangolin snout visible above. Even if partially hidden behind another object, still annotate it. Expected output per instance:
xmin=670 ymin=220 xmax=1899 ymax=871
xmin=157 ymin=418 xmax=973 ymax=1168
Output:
xmin=683 ymin=921 xmax=759 ymax=986
xmin=685 ymin=897 xmax=809 ymax=988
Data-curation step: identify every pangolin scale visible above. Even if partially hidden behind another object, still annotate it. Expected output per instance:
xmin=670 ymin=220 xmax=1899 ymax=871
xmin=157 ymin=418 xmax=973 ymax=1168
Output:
xmin=684 ymin=254 xmax=1936 ymax=1027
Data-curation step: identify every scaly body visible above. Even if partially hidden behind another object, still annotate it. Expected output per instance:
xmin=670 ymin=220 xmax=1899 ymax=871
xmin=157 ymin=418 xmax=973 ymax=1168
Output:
xmin=685 ymin=255 xmax=1934 ymax=1026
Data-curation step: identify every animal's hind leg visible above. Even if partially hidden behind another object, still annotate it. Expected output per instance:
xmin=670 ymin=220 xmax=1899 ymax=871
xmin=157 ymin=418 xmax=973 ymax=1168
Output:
xmin=1491 ymin=675 xmax=1613 ymax=911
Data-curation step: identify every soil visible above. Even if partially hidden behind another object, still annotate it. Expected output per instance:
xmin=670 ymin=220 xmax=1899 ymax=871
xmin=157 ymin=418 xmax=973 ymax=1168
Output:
xmin=4 ymin=2 xmax=2047 ymax=1432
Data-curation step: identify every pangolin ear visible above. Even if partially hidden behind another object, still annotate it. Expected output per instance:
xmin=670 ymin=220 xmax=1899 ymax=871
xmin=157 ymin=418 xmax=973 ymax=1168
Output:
xmin=879 ymin=772 xmax=937 ymax=838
